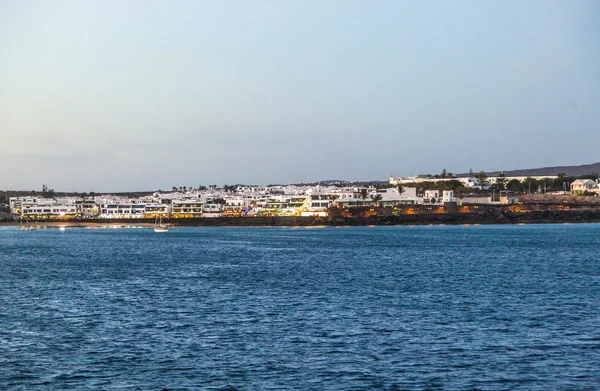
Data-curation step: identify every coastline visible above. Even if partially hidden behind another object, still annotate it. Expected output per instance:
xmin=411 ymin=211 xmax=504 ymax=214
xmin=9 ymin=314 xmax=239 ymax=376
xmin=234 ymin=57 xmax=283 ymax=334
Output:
xmin=3 ymin=208 xmax=600 ymax=228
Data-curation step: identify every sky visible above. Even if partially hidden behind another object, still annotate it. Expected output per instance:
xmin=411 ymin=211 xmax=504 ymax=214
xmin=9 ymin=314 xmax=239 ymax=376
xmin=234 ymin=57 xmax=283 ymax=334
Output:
xmin=0 ymin=0 xmax=599 ymax=192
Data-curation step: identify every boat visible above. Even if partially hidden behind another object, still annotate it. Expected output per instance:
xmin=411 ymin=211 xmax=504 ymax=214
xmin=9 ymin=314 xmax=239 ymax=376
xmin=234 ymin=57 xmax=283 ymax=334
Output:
xmin=154 ymin=215 xmax=169 ymax=233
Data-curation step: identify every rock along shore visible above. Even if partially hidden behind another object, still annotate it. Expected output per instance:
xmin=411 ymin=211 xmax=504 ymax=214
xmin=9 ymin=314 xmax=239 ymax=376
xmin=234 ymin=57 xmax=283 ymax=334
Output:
xmin=2 ymin=206 xmax=600 ymax=227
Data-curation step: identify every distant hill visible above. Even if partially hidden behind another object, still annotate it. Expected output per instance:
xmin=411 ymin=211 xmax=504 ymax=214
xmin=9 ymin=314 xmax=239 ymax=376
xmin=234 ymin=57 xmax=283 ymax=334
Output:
xmin=462 ymin=162 xmax=600 ymax=177
xmin=292 ymin=180 xmax=350 ymax=186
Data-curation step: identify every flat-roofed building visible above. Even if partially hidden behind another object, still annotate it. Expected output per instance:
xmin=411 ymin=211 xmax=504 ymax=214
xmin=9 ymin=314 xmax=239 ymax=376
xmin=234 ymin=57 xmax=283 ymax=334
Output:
xmin=171 ymin=200 xmax=204 ymax=218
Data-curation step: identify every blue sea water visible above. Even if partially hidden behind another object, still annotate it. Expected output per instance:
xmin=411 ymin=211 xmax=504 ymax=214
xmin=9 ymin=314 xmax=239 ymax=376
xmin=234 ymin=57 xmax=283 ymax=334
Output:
xmin=1 ymin=224 xmax=599 ymax=390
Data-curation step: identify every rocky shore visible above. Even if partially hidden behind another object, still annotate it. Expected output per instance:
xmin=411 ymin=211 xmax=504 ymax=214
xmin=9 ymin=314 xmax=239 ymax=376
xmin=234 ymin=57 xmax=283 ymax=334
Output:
xmin=3 ymin=205 xmax=600 ymax=227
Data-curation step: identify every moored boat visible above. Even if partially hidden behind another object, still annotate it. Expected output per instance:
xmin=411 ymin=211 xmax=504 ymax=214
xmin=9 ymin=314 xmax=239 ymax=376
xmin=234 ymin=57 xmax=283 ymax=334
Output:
xmin=154 ymin=215 xmax=169 ymax=233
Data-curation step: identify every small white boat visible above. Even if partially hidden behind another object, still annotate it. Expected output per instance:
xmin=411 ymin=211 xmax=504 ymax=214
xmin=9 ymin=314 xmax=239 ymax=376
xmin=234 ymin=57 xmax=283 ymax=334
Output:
xmin=154 ymin=215 xmax=169 ymax=233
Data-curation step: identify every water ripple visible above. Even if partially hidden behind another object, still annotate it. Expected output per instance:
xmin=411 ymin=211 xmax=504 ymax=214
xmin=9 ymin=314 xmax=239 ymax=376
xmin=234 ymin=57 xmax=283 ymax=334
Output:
xmin=1 ymin=225 xmax=599 ymax=390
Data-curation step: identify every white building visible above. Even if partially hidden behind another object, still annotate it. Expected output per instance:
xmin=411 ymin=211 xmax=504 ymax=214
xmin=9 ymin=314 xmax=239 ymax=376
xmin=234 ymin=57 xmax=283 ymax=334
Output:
xmin=390 ymin=174 xmax=558 ymax=188
xmin=570 ymin=179 xmax=598 ymax=195
xmin=99 ymin=202 xmax=146 ymax=218
xmin=224 ymin=197 xmax=253 ymax=214
xmin=171 ymin=199 xmax=204 ymax=217
xmin=10 ymin=196 xmax=79 ymax=219
xmin=390 ymin=176 xmax=478 ymax=188
xmin=300 ymin=194 xmax=336 ymax=216
xmin=442 ymin=190 xmax=456 ymax=203
xmin=377 ymin=187 xmax=418 ymax=205
xmin=21 ymin=204 xmax=77 ymax=219
xmin=202 ymin=203 xmax=223 ymax=217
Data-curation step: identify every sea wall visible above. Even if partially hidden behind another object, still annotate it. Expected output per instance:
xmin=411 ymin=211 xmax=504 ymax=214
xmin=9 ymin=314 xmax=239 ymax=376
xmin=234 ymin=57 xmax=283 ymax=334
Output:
xmin=6 ymin=207 xmax=600 ymax=227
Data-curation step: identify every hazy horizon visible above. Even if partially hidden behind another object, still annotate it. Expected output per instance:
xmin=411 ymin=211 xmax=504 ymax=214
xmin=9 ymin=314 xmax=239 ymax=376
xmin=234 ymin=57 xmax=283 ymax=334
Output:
xmin=1 ymin=1 xmax=599 ymax=192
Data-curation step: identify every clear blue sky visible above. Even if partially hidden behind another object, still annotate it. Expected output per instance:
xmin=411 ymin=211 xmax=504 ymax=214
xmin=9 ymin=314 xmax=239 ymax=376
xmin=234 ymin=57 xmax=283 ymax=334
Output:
xmin=1 ymin=0 xmax=599 ymax=191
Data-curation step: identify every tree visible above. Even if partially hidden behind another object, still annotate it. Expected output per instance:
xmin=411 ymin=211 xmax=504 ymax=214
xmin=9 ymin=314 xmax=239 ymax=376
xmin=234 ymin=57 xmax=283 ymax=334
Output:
xmin=359 ymin=188 xmax=369 ymax=206
xmin=552 ymin=173 xmax=573 ymax=192
xmin=475 ymin=171 xmax=488 ymax=190
xmin=371 ymin=194 xmax=383 ymax=208
xmin=41 ymin=184 xmax=54 ymax=198
xmin=441 ymin=168 xmax=448 ymax=178
xmin=493 ymin=172 xmax=507 ymax=192
xmin=468 ymin=168 xmax=474 ymax=177
xmin=442 ymin=180 xmax=464 ymax=191
xmin=396 ymin=183 xmax=405 ymax=202
xmin=524 ymin=176 xmax=537 ymax=193
xmin=577 ymin=173 xmax=599 ymax=180
xmin=172 ymin=186 xmax=177 ymax=192
xmin=507 ymin=179 xmax=521 ymax=192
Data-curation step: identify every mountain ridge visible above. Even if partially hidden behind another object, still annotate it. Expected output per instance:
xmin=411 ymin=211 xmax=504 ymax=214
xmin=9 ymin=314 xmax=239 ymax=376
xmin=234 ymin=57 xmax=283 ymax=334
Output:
xmin=460 ymin=162 xmax=600 ymax=177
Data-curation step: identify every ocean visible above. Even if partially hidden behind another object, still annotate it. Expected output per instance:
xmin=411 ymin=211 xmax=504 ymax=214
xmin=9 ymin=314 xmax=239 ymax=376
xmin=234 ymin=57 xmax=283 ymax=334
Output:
xmin=1 ymin=224 xmax=599 ymax=390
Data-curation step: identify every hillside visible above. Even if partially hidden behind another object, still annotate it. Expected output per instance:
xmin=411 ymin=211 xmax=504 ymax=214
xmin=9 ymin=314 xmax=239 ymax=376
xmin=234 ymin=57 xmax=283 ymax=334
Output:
xmin=461 ymin=162 xmax=600 ymax=177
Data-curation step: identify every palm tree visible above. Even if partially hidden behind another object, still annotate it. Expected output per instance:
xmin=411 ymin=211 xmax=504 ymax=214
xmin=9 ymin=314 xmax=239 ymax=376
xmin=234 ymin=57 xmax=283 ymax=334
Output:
xmin=475 ymin=171 xmax=488 ymax=190
xmin=396 ymin=184 xmax=405 ymax=204
xmin=359 ymin=188 xmax=369 ymax=206
xmin=494 ymin=172 xmax=507 ymax=191
xmin=372 ymin=194 xmax=383 ymax=208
